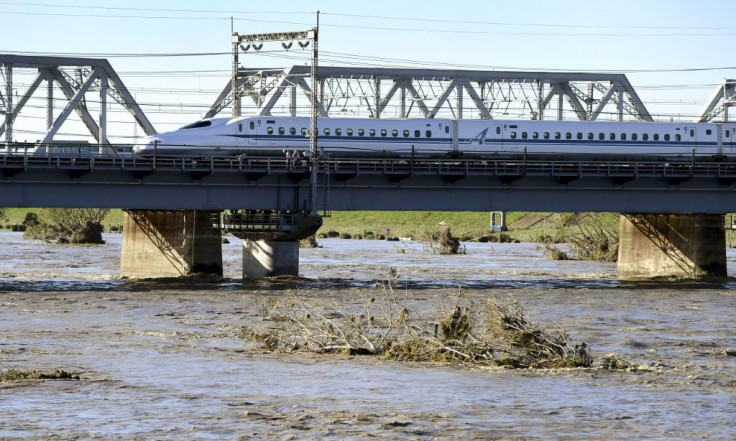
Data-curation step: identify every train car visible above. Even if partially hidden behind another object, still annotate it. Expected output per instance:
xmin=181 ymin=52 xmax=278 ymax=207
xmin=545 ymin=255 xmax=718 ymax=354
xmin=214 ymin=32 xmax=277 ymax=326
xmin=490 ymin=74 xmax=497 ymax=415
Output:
xmin=132 ymin=115 xmax=736 ymax=160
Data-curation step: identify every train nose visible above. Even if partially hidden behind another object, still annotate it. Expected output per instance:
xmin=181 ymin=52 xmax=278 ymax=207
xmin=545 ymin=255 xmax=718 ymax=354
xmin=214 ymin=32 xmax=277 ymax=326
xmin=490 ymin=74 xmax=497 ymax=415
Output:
xmin=132 ymin=137 xmax=161 ymax=155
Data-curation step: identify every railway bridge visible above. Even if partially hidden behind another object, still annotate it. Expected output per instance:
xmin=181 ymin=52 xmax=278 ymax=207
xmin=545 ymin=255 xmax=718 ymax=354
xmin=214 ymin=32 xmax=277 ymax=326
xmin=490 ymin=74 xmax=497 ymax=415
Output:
xmin=0 ymin=152 xmax=732 ymax=280
xmin=2 ymin=54 xmax=736 ymax=281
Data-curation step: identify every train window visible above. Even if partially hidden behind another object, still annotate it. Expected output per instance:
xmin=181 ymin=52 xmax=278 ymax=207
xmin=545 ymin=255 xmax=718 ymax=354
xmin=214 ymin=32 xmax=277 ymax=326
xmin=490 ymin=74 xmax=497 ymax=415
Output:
xmin=426 ymin=130 xmax=432 ymax=138
xmin=238 ymin=123 xmax=243 ymax=132
xmin=324 ymin=128 xmax=330 ymax=135
xmin=599 ymin=133 xmax=604 ymax=140
xmin=675 ymin=134 xmax=681 ymax=141
xmin=381 ymin=129 xmax=387 ymax=136
xmin=278 ymin=127 xmax=285 ymax=135
xmin=522 ymin=132 xmax=528 ymax=139
xmin=510 ymin=132 xmax=517 ymax=139
xmin=335 ymin=128 xmax=342 ymax=136
xmin=358 ymin=129 xmax=365 ymax=136
xmin=620 ymin=133 xmax=626 ymax=140
xmin=445 ymin=125 xmax=450 ymax=134
xmin=403 ymin=130 xmax=410 ymax=137
xmin=370 ymin=129 xmax=376 ymax=136
xmin=654 ymin=133 xmax=660 ymax=141
xmin=347 ymin=128 xmax=353 ymax=136
xmin=632 ymin=133 xmax=638 ymax=141
xmin=301 ymin=128 xmax=308 ymax=135
xmin=496 ymin=127 xmax=501 ymax=135
xmin=575 ymin=132 xmax=582 ymax=140
xmin=392 ymin=129 xmax=399 ymax=137
xmin=267 ymin=127 xmax=274 ymax=135
xmin=565 ymin=132 xmax=572 ymax=140
xmin=587 ymin=132 xmax=593 ymax=140
xmin=706 ymin=129 xmax=712 ymax=135
xmin=664 ymin=134 xmax=670 ymax=141
xmin=289 ymin=127 xmax=296 ymax=135
xmin=414 ymin=130 xmax=420 ymax=137
xmin=727 ymin=130 xmax=731 ymax=138
xmin=690 ymin=129 xmax=695 ymax=137
xmin=609 ymin=133 xmax=615 ymax=140
xmin=249 ymin=121 xmax=255 ymax=130
xmin=555 ymin=132 xmax=561 ymax=140
xmin=182 ymin=120 xmax=212 ymax=129
xmin=642 ymin=133 xmax=648 ymax=141
xmin=543 ymin=132 xmax=549 ymax=139
xmin=532 ymin=132 xmax=538 ymax=139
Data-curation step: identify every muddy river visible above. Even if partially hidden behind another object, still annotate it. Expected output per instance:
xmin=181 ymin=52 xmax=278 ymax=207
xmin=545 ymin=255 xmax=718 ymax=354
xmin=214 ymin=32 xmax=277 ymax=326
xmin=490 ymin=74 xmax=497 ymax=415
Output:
xmin=1 ymin=232 xmax=735 ymax=439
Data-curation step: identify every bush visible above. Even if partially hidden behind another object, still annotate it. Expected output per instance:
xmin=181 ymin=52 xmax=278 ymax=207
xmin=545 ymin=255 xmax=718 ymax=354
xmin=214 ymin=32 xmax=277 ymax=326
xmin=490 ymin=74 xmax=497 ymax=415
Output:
xmin=423 ymin=227 xmax=466 ymax=254
xmin=339 ymin=232 xmax=352 ymax=239
xmin=326 ymin=230 xmax=340 ymax=238
xmin=299 ymin=235 xmax=320 ymax=248
xmin=23 ymin=208 xmax=108 ymax=244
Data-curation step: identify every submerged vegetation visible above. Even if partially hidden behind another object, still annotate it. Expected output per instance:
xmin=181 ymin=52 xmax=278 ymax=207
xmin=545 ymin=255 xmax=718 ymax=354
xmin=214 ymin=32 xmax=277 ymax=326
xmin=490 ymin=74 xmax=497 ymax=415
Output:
xmin=540 ymin=213 xmax=619 ymax=262
xmin=422 ymin=227 xmax=466 ymax=255
xmin=240 ymin=273 xmax=602 ymax=369
xmin=23 ymin=208 xmax=109 ymax=244
xmin=0 ymin=368 xmax=80 ymax=382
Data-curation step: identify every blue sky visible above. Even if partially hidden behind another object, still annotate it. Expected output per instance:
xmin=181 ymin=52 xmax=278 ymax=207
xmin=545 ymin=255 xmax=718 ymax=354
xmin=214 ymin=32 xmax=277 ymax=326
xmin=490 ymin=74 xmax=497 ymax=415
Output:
xmin=1 ymin=0 xmax=733 ymax=142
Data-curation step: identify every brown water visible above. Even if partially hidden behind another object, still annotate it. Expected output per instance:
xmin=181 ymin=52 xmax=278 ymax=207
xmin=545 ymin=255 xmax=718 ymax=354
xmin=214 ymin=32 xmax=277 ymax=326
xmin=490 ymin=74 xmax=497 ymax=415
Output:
xmin=1 ymin=232 xmax=735 ymax=440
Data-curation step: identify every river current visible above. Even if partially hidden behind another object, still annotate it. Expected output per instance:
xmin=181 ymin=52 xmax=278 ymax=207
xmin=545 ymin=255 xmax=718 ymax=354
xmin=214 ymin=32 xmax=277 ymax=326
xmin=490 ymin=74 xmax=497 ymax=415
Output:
xmin=0 ymin=231 xmax=735 ymax=439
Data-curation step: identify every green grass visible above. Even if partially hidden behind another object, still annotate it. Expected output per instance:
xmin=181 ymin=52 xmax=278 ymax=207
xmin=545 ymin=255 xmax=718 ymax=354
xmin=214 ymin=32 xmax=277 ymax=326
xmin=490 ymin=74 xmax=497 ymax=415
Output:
xmin=0 ymin=208 xmax=621 ymax=243
xmin=321 ymin=211 xmax=550 ymax=241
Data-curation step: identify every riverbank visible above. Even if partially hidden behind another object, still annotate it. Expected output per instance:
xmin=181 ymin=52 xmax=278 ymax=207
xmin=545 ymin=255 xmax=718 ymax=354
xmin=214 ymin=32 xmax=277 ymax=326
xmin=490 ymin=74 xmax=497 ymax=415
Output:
xmin=0 ymin=209 xmax=619 ymax=243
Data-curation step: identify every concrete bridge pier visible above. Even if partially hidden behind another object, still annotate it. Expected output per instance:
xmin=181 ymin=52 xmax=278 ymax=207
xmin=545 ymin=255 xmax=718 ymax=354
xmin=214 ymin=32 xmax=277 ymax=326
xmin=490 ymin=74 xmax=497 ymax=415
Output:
xmin=617 ymin=213 xmax=727 ymax=280
xmin=243 ymin=240 xmax=300 ymax=279
xmin=121 ymin=210 xmax=223 ymax=278
xmin=228 ymin=212 xmax=322 ymax=279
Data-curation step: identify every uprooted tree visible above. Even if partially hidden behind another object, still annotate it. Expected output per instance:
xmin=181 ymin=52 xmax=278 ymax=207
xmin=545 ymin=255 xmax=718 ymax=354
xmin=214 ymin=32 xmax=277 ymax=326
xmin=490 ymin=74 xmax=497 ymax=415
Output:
xmin=24 ymin=208 xmax=109 ymax=244
xmin=240 ymin=276 xmax=594 ymax=369
xmin=422 ymin=227 xmax=466 ymax=255
xmin=541 ymin=213 xmax=619 ymax=262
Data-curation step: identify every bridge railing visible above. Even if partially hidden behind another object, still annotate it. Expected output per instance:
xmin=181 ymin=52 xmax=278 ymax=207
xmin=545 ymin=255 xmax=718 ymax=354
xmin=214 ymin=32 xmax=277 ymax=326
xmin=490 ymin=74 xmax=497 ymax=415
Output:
xmin=2 ymin=150 xmax=736 ymax=181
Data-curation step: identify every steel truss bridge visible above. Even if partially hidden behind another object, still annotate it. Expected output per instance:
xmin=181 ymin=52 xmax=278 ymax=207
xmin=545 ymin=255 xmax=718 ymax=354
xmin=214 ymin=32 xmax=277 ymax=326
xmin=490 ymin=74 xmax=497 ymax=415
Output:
xmin=1 ymin=151 xmax=736 ymax=213
xmin=1 ymin=54 xmax=733 ymax=150
xmin=207 ymin=66 xmax=655 ymax=122
xmin=0 ymin=55 xmax=156 ymax=150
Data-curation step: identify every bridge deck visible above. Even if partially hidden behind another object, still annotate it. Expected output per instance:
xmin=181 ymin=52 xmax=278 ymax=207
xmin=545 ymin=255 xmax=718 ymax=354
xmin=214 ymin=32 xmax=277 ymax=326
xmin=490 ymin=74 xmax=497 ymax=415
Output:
xmin=0 ymin=153 xmax=735 ymax=212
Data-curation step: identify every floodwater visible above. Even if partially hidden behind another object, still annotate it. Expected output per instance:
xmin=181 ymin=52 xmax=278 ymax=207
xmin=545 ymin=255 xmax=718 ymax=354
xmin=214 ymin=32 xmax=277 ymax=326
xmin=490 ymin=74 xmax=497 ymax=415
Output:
xmin=1 ymin=231 xmax=735 ymax=440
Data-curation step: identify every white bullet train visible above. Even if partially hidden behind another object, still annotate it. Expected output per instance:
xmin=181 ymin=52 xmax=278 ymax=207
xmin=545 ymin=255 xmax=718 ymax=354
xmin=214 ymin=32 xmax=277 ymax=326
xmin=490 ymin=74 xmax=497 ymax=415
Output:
xmin=132 ymin=116 xmax=736 ymax=160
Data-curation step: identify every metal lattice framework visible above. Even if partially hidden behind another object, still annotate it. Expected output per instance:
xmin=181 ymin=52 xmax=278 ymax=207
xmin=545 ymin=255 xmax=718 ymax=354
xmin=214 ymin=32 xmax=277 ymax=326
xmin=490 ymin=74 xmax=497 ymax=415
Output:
xmin=0 ymin=54 xmax=156 ymax=151
xmin=206 ymin=66 xmax=653 ymax=122
xmin=697 ymin=78 xmax=736 ymax=122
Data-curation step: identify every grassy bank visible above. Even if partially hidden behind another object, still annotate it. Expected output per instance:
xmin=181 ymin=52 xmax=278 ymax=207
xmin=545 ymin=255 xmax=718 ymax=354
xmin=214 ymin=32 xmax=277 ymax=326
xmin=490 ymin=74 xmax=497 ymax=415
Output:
xmin=321 ymin=211 xmax=620 ymax=242
xmin=0 ymin=208 xmax=620 ymax=243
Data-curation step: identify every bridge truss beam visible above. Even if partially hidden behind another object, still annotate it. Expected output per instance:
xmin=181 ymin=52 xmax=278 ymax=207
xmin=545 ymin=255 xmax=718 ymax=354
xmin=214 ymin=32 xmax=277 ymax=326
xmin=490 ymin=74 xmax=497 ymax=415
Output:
xmin=0 ymin=54 xmax=156 ymax=150
xmin=696 ymin=78 xmax=736 ymax=122
xmin=206 ymin=66 xmax=653 ymax=122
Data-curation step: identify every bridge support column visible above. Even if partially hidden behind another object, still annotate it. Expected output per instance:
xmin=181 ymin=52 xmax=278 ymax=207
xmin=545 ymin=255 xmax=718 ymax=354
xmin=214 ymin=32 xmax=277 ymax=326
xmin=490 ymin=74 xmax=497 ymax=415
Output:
xmin=242 ymin=240 xmax=299 ymax=279
xmin=617 ymin=213 xmax=726 ymax=280
xmin=121 ymin=210 xmax=223 ymax=278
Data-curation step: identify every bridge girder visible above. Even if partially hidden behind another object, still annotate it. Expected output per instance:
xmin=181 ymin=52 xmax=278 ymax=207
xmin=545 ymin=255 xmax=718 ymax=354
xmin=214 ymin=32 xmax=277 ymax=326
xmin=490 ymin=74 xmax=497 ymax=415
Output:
xmin=696 ymin=78 xmax=736 ymax=122
xmin=0 ymin=54 xmax=157 ymax=149
xmin=207 ymin=66 xmax=653 ymax=122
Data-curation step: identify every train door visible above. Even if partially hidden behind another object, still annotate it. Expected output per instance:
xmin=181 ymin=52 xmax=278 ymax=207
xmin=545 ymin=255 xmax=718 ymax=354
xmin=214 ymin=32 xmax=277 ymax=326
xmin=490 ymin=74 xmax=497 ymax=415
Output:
xmin=247 ymin=120 xmax=257 ymax=145
xmin=683 ymin=125 xmax=697 ymax=155
xmin=494 ymin=124 xmax=504 ymax=151
xmin=725 ymin=126 xmax=734 ymax=154
xmin=451 ymin=120 xmax=459 ymax=153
